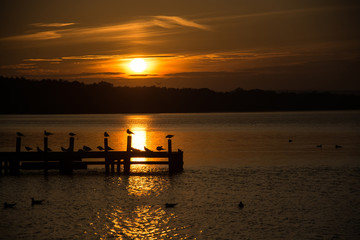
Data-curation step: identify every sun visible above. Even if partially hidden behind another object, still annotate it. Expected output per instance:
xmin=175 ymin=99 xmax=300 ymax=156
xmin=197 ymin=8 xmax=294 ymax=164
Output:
xmin=130 ymin=58 xmax=147 ymax=73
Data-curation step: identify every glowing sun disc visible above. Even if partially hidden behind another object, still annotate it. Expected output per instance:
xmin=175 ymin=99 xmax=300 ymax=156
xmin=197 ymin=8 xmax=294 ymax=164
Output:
xmin=130 ymin=58 xmax=147 ymax=73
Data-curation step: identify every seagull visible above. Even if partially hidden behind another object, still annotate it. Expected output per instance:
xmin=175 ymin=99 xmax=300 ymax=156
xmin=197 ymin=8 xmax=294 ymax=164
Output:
xmin=44 ymin=130 xmax=53 ymax=136
xmin=105 ymin=146 xmax=114 ymax=151
xmin=69 ymin=132 xmax=76 ymax=137
xmin=165 ymin=203 xmax=177 ymax=208
xmin=37 ymin=147 xmax=43 ymax=152
xmin=97 ymin=146 xmax=104 ymax=151
xmin=16 ymin=132 xmax=24 ymax=137
xmin=335 ymin=145 xmax=342 ymax=149
xmin=78 ymin=149 xmax=85 ymax=152
xmin=61 ymin=147 xmax=68 ymax=152
xmin=144 ymin=146 xmax=153 ymax=152
xmin=178 ymin=148 xmax=183 ymax=153
xmin=238 ymin=201 xmax=244 ymax=209
xmin=104 ymin=132 xmax=110 ymax=137
xmin=288 ymin=139 xmax=293 ymax=143
xmin=127 ymin=129 xmax=134 ymax=135
xmin=156 ymin=146 xmax=165 ymax=151
xmin=45 ymin=147 xmax=52 ymax=152
xmin=4 ymin=202 xmax=16 ymax=208
xmin=166 ymin=135 xmax=174 ymax=139
xmin=83 ymin=146 xmax=92 ymax=152
xmin=316 ymin=144 xmax=322 ymax=148
xmin=25 ymin=146 xmax=32 ymax=152
xmin=31 ymin=198 xmax=44 ymax=205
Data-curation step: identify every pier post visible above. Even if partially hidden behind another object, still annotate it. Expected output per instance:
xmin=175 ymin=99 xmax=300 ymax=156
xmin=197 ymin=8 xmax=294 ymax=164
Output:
xmin=116 ymin=159 xmax=120 ymax=173
xmin=168 ymin=139 xmax=172 ymax=153
xmin=69 ymin=137 xmax=74 ymax=152
xmin=43 ymin=137 xmax=48 ymax=174
xmin=110 ymin=158 xmax=115 ymax=173
xmin=124 ymin=136 xmax=132 ymax=174
xmin=104 ymin=138 xmax=110 ymax=174
xmin=10 ymin=137 xmax=21 ymax=175
xmin=169 ymin=151 xmax=184 ymax=174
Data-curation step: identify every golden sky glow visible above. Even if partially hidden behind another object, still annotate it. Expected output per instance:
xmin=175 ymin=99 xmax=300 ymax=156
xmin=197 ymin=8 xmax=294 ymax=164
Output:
xmin=0 ymin=1 xmax=359 ymax=91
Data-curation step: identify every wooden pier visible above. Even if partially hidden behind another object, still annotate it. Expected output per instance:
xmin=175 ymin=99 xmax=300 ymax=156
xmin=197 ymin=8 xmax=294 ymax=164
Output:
xmin=0 ymin=135 xmax=183 ymax=175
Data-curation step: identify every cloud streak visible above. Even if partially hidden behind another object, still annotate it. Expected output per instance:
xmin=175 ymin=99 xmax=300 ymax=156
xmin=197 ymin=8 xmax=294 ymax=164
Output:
xmin=31 ymin=22 xmax=75 ymax=28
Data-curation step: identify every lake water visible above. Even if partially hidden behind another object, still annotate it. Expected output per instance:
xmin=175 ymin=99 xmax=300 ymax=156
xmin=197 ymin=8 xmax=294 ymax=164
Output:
xmin=1 ymin=111 xmax=360 ymax=239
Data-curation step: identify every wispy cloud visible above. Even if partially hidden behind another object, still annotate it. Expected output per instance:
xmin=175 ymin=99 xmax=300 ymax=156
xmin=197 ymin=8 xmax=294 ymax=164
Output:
xmin=1 ymin=16 xmax=208 ymax=42
xmin=31 ymin=22 xmax=75 ymax=27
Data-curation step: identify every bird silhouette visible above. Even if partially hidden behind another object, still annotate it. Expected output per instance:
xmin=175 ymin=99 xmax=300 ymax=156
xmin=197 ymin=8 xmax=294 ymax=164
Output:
xmin=37 ymin=147 xmax=43 ymax=152
xmin=44 ymin=130 xmax=53 ymax=136
xmin=335 ymin=144 xmax=342 ymax=149
xmin=45 ymin=147 xmax=52 ymax=152
xmin=61 ymin=147 xmax=68 ymax=152
xmin=238 ymin=201 xmax=244 ymax=209
xmin=69 ymin=132 xmax=76 ymax=136
xmin=166 ymin=134 xmax=174 ymax=138
xmin=83 ymin=146 xmax=92 ymax=152
xmin=4 ymin=202 xmax=16 ymax=208
xmin=144 ymin=146 xmax=153 ymax=152
xmin=288 ymin=139 xmax=293 ymax=143
xmin=16 ymin=132 xmax=24 ymax=137
xmin=178 ymin=148 xmax=183 ymax=153
xmin=316 ymin=144 xmax=322 ymax=148
xmin=78 ymin=149 xmax=85 ymax=152
xmin=156 ymin=146 xmax=165 ymax=151
xmin=127 ymin=129 xmax=134 ymax=135
xmin=165 ymin=203 xmax=177 ymax=208
xmin=97 ymin=146 xmax=104 ymax=151
xmin=25 ymin=146 xmax=32 ymax=152
xmin=105 ymin=146 xmax=114 ymax=151
xmin=31 ymin=198 xmax=44 ymax=205
xmin=104 ymin=132 xmax=109 ymax=137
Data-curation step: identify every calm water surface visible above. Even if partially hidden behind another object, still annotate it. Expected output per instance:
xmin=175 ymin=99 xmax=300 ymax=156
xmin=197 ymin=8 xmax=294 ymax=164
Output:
xmin=1 ymin=111 xmax=360 ymax=239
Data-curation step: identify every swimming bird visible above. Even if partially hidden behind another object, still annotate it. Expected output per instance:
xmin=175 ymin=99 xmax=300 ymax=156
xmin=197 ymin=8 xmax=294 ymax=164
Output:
xmin=335 ymin=144 xmax=342 ymax=149
xmin=44 ymin=130 xmax=53 ymax=136
xmin=156 ymin=146 xmax=165 ymax=151
xmin=69 ymin=132 xmax=76 ymax=136
xmin=16 ymin=132 xmax=24 ymax=137
xmin=97 ymin=146 xmax=104 ymax=151
xmin=37 ymin=147 xmax=43 ymax=152
xmin=316 ymin=144 xmax=322 ymax=148
xmin=61 ymin=147 xmax=68 ymax=152
xmin=238 ymin=201 xmax=244 ymax=209
xmin=165 ymin=203 xmax=177 ymax=208
xmin=144 ymin=146 xmax=153 ymax=152
xmin=31 ymin=198 xmax=44 ymax=205
xmin=25 ymin=146 xmax=32 ymax=152
xmin=4 ymin=202 xmax=16 ymax=208
xmin=83 ymin=146 xmax=92 ymax=152
xmin=166 ymin=134 xmax=174 ymax=139
xmin=127 ymin=129 xmax=134 ymax=135
xmin=288 ymin=139 xmax=293 ymax=143
xmin=104 ymin=132 xmax=109 ymax=137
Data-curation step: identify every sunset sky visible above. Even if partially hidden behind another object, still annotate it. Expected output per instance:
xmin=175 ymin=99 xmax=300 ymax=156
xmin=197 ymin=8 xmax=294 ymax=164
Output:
xmin=0 ymin=0 xmax=359 ymax=91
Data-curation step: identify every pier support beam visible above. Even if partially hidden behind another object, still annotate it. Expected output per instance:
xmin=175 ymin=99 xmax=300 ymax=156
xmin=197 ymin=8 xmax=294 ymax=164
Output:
xmin=69 ymin=137 xmax=74 ymax=152
xmin=10 ymin=137 xmax=21 ymax=175
xmin=124 ymin=136 xmax=132 ymax=174
xmin=104 ymin=137 xmax=110 ymax=174
xmin=168 ymin=139 xmax=172 ymax=153
xmin=43 ymin=137 xmax=48 ymax=174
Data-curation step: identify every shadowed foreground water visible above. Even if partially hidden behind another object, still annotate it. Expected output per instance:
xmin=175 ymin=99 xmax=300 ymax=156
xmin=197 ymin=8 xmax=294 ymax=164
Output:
xmin=1 ymin=111 xmax=360 ymax=239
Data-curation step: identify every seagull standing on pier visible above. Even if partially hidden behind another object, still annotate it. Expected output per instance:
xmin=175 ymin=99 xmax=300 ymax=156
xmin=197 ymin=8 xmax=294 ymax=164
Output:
xmin=127 ymin=129 xmax=134 ymax=135
xmin=45 ymin=147 xmax=52 ymax=152
xmin=44 ymin=130 xmax=53 ymax=136
xmin=69 ymin=132 xmax=76 ymax=136
xmin=156 ymin=146 xmax=165 ymax=151
xmin=17 ymin=132 xmax=24 ymax=137
xmin=166 ymin=135 xmax=174 ymax=139
xmin=97 ymin=146 xmax=104 ymax=151
xmin=25 ymin=146 xmax=32 ymax=152
xmin=104 ymin=132 xmax=109 ymax=137
xmin=105 ymin=146 xmax=114 ymax=151
xmin=4 ymin=202 xmax=16 ymax=208
xmin=37 ymin=147 xmax=43 ymax=152
xmin=61 ymin=147 xmax=68 ymax=152
xmin=83 ymin=146 xmax=92 ymax=152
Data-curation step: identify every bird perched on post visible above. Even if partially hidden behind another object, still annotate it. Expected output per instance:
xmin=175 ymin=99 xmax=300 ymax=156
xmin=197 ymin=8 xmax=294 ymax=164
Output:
xmin=166 ymin=135 xmax=174 ymax=139
xmin=104 ymin=132 xmax=109 ymax=137
xmin=16 ymin=132 xmax=24 ymax=137
xmin=25 ymin=146 xmax=32 ymax=152
xmin=156 ymin=146 xmax=165 ymax=151
xmin=127 ymin=129 xmax=134 ymax=135
xmin=69 ymin=132 xmax=76 ymax=136
xmin=44 ymin=130 xmax=53 ymax=136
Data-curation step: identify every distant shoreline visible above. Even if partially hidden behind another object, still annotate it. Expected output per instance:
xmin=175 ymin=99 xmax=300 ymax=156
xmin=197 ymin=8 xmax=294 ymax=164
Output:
xmin=1 ymin=76 xmax=360 ymax=114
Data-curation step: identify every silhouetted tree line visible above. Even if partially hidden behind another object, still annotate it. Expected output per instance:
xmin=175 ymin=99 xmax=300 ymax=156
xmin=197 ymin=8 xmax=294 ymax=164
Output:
xmin=1 ymin=76 xmax=359 ymax=114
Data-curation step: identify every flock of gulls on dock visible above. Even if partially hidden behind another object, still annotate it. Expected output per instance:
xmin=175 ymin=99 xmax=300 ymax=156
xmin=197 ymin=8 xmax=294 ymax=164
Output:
xmin=16 ymin=130 xmax=180 ymax=153
xmin=288 ymin=137 xmax=342 ymax=149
